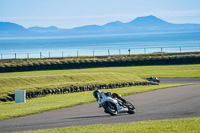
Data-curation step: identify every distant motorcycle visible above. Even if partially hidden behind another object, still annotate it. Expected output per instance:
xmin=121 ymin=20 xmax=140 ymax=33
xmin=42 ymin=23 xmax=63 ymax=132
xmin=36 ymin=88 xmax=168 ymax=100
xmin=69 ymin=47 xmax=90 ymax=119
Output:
xmin=147 ymin=76 xmax=160 ymax=83
xmin=93 ymin=90 xmax=136 ymax=116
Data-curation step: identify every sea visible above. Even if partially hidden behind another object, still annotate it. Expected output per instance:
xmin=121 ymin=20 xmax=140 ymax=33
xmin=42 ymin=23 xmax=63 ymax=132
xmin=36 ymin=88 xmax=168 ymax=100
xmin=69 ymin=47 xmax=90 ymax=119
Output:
xmin=0 ymin=32 xmax=200 ymax=59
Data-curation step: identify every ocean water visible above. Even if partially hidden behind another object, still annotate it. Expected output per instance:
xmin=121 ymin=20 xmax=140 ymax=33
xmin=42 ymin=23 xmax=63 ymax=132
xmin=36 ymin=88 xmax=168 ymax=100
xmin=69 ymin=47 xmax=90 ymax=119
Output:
xmin=0 ymin=32 xmax=200 ymax=59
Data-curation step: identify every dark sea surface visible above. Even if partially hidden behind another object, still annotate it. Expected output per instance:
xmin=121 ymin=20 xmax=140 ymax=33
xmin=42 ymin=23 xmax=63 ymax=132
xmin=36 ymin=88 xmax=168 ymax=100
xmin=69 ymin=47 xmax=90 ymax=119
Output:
xmin=0 ymin=32 xmax=199 ymax=59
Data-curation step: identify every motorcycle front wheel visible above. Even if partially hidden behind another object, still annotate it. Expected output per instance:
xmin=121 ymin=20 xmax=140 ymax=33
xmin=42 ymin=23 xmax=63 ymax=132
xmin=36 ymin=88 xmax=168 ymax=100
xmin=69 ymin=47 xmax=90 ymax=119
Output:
xmin=126 ymin=101 xmax=136 ymax=114
xmin=103 ymin=101 xmax=117 ymax=116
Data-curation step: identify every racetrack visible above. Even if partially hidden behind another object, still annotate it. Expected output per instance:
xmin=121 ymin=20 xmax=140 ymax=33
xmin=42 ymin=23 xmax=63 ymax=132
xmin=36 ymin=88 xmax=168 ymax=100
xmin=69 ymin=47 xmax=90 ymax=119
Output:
xmin=0 ymin=78 xmax=200 ymax=132
xmin=159 ymin=77 xmax=200 ymax=84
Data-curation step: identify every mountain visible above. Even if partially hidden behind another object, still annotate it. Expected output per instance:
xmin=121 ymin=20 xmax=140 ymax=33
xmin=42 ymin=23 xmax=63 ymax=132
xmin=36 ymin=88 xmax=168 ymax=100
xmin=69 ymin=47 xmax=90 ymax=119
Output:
xmin=127 ymin=15 xmax=172 ymax=26
xmin=102 ymin=15 xmax=200 ymax=33
xmin=103 ymin=21 xmax=124 ymax=27
xmin=101 ymin=15 xmax=174 ymax=33
xmin=0 ymin=22 xmax=34 ymax=36
xmin=1 ymin=15 xmax=200 ymax=37
xmin=28 ymin=26 xmax=63 ymax=33
xmin=0 ymin=22 xmax=27 ymax=31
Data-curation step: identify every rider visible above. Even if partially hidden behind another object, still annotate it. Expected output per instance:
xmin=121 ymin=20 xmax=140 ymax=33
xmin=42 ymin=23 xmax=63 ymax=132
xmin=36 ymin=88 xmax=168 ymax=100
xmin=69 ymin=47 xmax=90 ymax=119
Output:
xmin=93 ymin=90 xmax=125 ymax=102
xmin=150 ymin=76 xmax=157 ymax=81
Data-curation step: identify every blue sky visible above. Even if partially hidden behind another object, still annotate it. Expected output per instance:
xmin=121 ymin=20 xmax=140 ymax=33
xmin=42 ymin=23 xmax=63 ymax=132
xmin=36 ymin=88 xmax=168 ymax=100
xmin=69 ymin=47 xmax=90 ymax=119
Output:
xmin=0 ymin=0 xmax=200 ymax=28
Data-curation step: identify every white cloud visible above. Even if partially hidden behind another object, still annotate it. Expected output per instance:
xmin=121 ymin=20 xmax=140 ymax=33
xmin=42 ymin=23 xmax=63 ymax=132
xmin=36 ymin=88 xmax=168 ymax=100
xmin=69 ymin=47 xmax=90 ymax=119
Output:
xmin=2 ymin=9 xmax=200 ymax=21
xmin=153 ymin=10 xmax=200 ymax=17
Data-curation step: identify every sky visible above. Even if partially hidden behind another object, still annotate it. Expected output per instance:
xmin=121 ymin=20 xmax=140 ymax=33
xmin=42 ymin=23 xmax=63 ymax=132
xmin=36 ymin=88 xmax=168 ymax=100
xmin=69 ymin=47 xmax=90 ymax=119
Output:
xmin=0 ymin=0 xmax=200 ymax=29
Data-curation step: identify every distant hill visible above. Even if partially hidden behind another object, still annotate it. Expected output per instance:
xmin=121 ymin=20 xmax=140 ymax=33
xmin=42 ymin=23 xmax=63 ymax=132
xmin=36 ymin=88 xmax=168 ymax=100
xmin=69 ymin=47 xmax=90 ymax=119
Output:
xmin=0 ymin=22 xmax=34 ymax=36
xmin=103 ymin=21 xmax=124 ymax=27
xmin=127 ymin=15 xmax=172 ymax=26
xmin=28 ymin=26 xmax=63 ymax=33
xmin=1 ymin=15 xmax=200 ymax=37
xmin=102 ymin=15 xmax=200 ymax=33
xmin=0 ymin=22 xmax=27 ymax=31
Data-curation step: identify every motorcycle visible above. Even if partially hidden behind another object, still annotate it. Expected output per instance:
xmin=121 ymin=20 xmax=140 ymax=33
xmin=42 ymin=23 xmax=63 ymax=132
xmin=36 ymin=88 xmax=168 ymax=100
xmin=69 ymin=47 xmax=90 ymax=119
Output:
xmin=147 ymin=76 xmax=160 ymax=83
xmin=93 ymin=89 xmax=136 ymax=116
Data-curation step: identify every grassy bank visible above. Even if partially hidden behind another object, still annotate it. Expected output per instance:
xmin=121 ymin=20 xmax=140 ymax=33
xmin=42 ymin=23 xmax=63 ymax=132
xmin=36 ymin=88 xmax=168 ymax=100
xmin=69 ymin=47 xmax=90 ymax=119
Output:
xmin=0 ymin=64 xmax=199 ymax=100
xmin=0 ymin=84 xmax=183 ymax=120
xmin=0 ymin=72 xmax=144 ymax=99
xmin=1 ymin=64 xmax=199 ymax=78
xmin=1 ymin=52 xmax=199 ymax=67
xmin=19 ymin=117 xmax=200 ymax=133
xmin=0 ymin=52 xmax=199 ymax=72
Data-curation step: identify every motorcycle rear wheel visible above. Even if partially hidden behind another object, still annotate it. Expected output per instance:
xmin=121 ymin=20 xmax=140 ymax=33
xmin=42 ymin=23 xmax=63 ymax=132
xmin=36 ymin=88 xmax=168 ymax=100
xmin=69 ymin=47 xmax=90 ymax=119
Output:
xmin=103 ymin=101 xmax=117 ymax=116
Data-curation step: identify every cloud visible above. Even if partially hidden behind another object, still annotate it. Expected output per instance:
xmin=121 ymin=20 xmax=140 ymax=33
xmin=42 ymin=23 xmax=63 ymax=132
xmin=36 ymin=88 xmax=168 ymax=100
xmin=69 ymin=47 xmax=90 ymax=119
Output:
xmin=153 ymin=10 xmax=200 ymax=18
xmin=2 ymin=9 xmax=200 ymax=22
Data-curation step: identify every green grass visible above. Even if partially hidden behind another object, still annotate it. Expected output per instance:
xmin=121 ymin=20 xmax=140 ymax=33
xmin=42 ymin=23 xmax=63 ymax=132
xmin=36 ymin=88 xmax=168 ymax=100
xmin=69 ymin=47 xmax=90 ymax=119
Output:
xmin=18 ymin=117 xmax=200 ymax=133
xmin=0 ymin=72 xmax=143 ymax=98
xmin=1 ymin=64 xmax=199 ymax=78
xmin=0 ymin=64 xmax=199 ymax=99
xmin=0 ymin=84 xmax=184 ymax=120
xmin=1 ymin=51 xmax=199 ymax=69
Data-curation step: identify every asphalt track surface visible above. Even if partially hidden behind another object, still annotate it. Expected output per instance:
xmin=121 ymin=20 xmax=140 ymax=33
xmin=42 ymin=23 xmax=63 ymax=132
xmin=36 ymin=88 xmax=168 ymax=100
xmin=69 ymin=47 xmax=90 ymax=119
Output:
xmin=0 ymin=78 xmax=199 ymax=132
xmin=159 ymin=77 xmax=200 ymax=84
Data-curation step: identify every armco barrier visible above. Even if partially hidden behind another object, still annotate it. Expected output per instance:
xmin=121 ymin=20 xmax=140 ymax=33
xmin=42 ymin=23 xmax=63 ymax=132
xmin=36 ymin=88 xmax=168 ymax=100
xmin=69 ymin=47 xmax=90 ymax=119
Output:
xmin=0 ymin=81 xmax=158 ymax=102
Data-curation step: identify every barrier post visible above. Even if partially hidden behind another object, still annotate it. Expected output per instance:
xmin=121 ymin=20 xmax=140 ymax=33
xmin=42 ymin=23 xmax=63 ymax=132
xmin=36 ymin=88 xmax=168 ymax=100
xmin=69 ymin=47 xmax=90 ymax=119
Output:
xmin=128 ymin=49 xmax=131 ymax=56
xmin=15 ymin=90 xmax=26 ymax=103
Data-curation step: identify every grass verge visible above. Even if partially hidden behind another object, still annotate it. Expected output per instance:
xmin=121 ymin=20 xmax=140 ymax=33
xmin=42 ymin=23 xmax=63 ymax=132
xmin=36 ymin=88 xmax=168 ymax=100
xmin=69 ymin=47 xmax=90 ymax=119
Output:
xmin=0 ymin=84 xmax=185 ymax=120
xmin=18 ymin=117 xmax=200 ymax=133
xmin=1 ymin=52 xmax=199 ymax=73
xmin=0 ymin=64 xmax=199 ymax=98
xmin=0 ymin=72 xmax=143 ymax=99
xmin=1 ymin=64 xmax=199 ymax=78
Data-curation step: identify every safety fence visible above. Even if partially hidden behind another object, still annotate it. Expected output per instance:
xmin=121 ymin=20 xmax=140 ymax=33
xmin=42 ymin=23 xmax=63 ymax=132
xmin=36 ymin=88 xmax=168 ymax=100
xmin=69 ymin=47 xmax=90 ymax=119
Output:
xmin=1 ymin=46 xmax=199 ymax=59
xmin=0 ymin=54 xmax=200 ymax=73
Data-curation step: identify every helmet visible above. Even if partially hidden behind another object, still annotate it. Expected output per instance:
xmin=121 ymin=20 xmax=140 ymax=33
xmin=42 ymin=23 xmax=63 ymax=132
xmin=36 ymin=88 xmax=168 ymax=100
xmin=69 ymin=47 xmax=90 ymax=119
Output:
xmin=93 ymin=90 xmax=100 ymax=100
